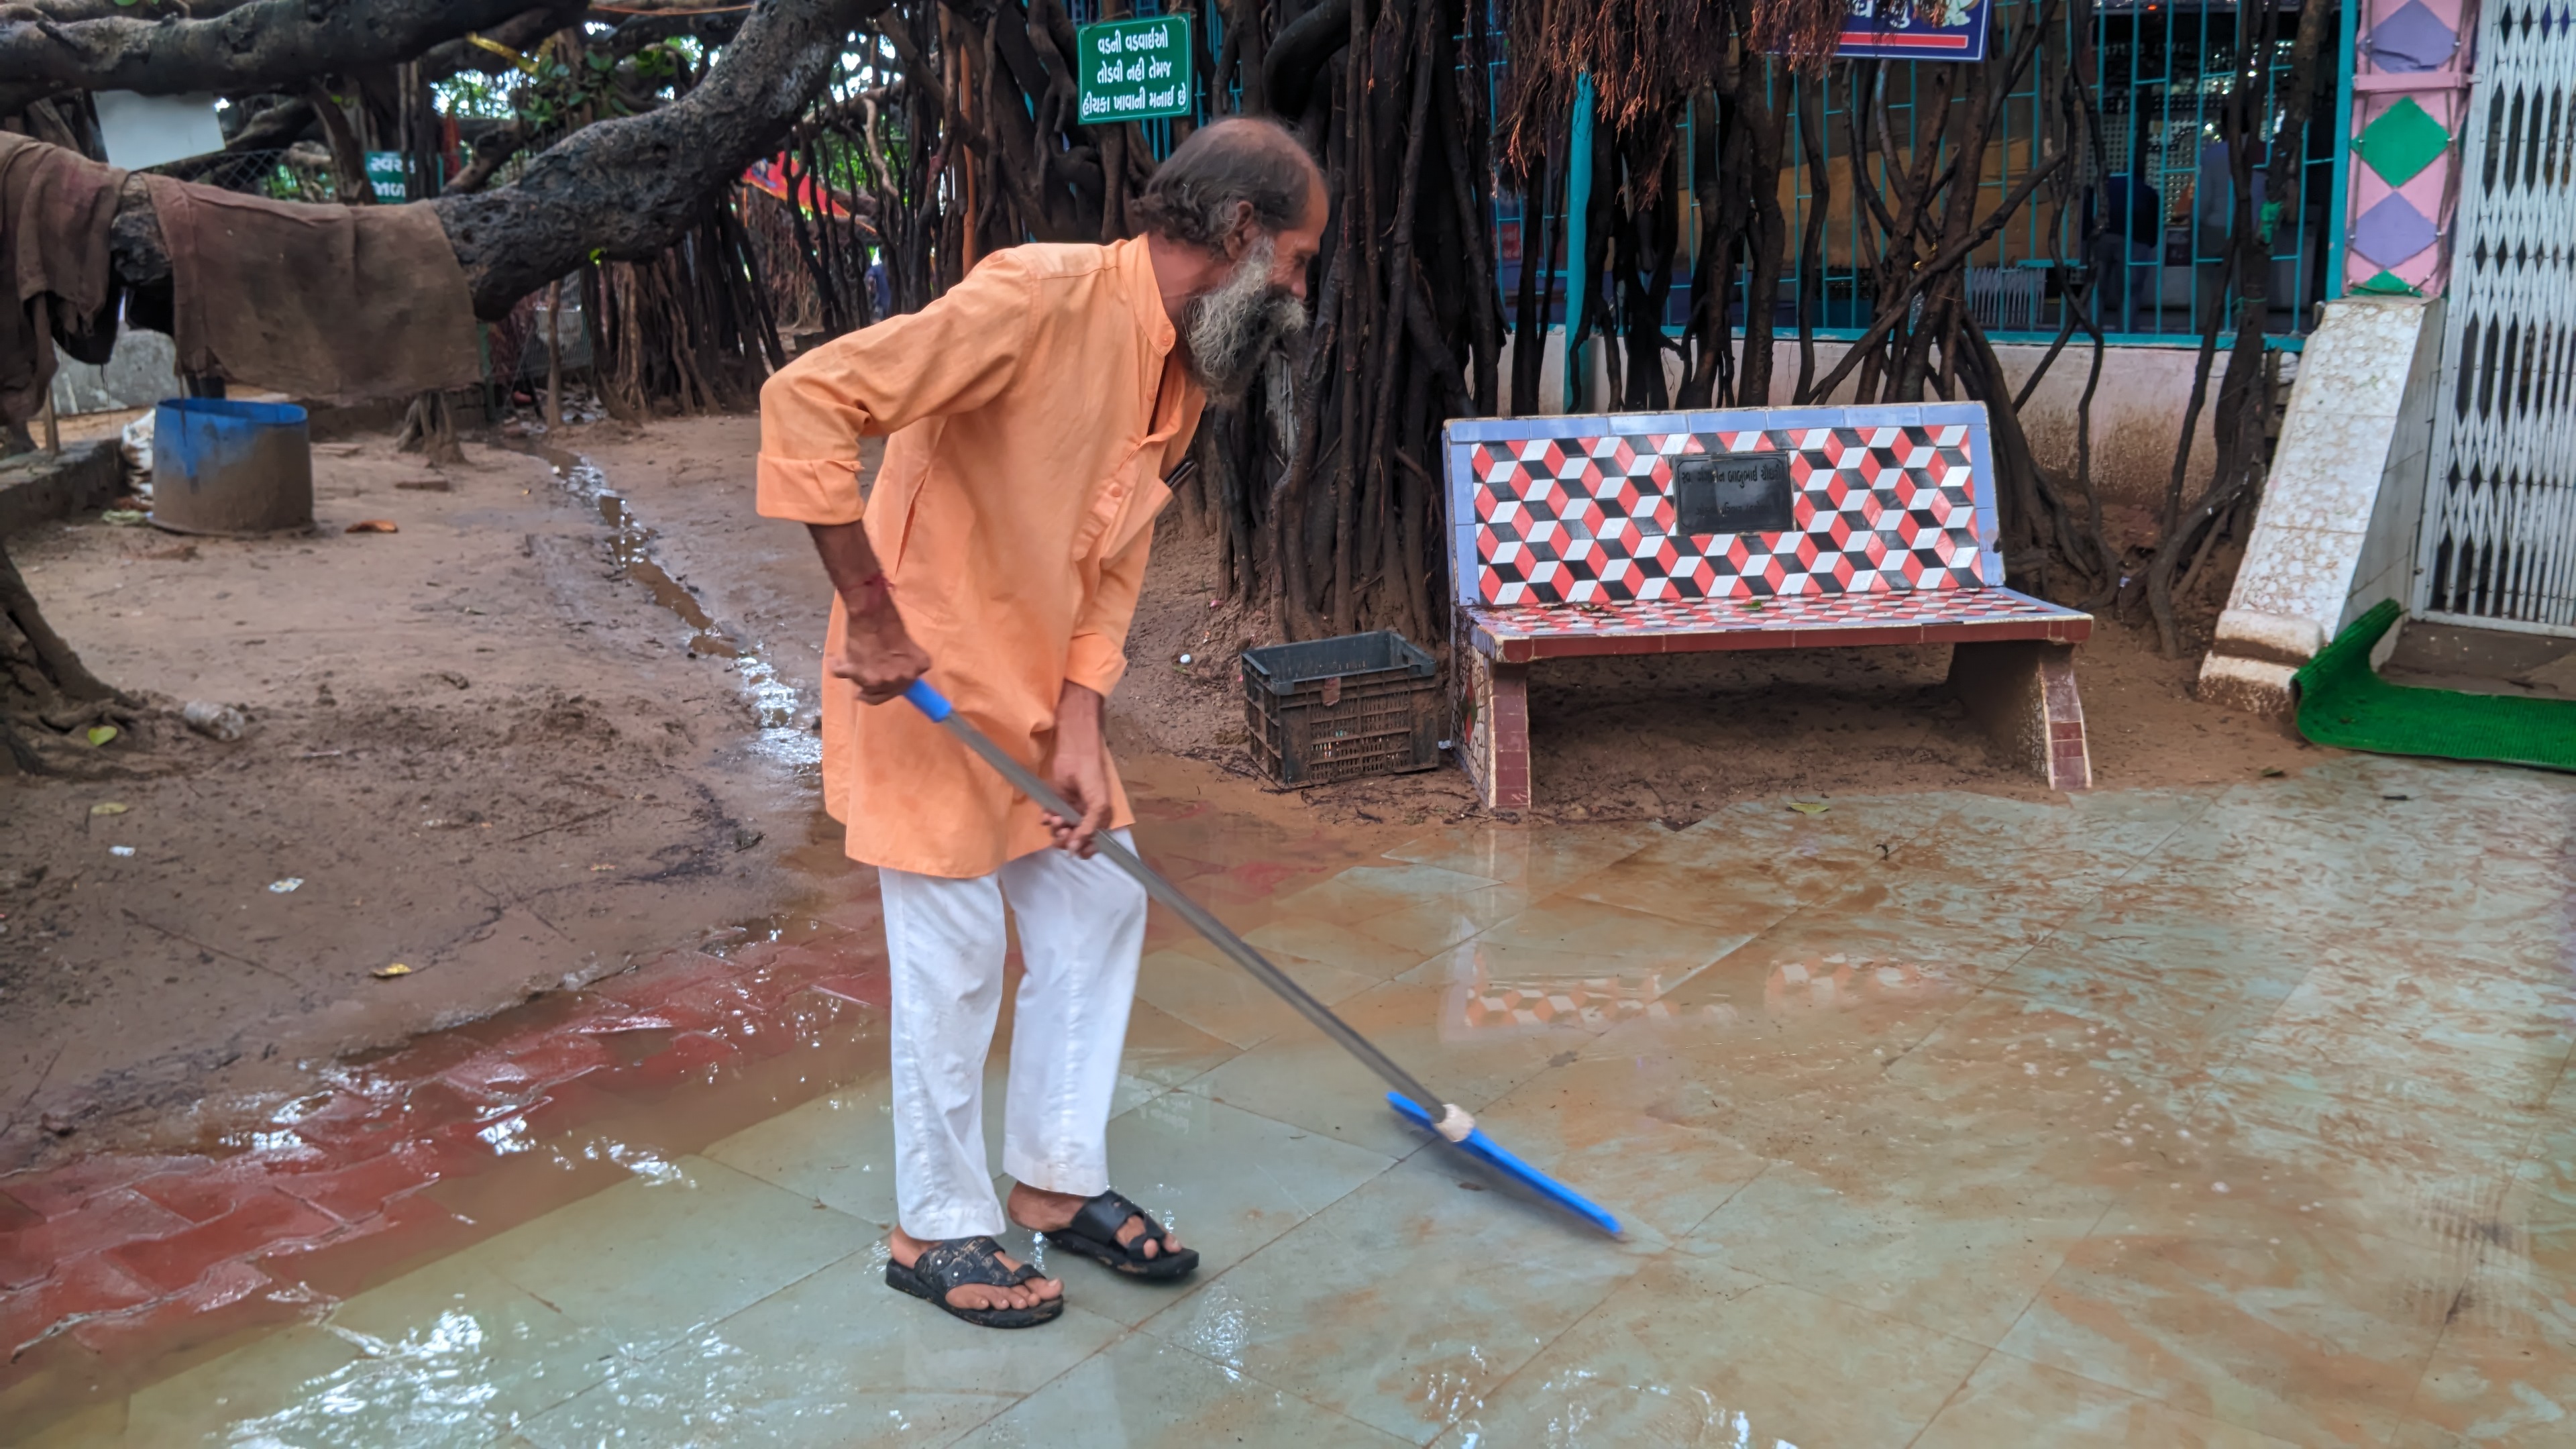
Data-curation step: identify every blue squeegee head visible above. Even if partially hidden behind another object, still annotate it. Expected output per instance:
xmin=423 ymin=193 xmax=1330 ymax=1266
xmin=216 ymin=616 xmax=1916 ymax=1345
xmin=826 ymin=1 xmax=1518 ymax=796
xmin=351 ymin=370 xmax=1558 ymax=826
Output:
xmin=1386 ymin=1093 xmax=1622 ymax=1236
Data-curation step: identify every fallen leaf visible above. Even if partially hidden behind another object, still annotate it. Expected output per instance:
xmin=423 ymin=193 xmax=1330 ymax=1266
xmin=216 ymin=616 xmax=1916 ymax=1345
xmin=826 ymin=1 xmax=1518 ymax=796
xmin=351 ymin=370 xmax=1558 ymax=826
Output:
xmin=89 ymin=801 xmax=129 ymax=816
xmin=85 ymin=724 xmax=118 ymax=746
xmin=372 ymin=963 xmax=413 ymax=979
xmin=2259 ymin=767 xmax=2285 ymax=778
xmin=267 ymin=877 xmax=304 ymax=894
xmin=99 ymin=508 xmax=147 ymax=527
xmin=345 ymin=519 xmax=400 ymax=534
xmin=394 ymin=479 xmax=452 ymax=492
xmin=1788 ymin=800 xmax=1830 ymax=815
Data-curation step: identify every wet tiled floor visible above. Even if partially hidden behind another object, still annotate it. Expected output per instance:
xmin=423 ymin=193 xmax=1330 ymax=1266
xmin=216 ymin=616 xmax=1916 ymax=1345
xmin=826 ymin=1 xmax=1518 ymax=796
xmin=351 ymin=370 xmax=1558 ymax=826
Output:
xmin=15 ymin=757 xmax=2575 ymax=1446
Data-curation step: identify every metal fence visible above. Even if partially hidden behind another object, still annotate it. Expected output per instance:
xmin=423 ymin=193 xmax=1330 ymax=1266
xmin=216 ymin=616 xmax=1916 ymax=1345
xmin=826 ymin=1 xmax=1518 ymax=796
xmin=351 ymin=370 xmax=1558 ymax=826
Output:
xmin=1489 ymin=0 xmax=2341 ymax=347
xmin=143 ymin=146 xmax=342 ymax=202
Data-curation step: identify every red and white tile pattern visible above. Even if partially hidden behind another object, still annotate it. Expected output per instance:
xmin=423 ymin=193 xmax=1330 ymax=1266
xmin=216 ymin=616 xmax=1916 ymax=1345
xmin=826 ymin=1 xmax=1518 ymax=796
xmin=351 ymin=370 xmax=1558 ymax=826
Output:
xmin=1470 ymin=426 xmax=1986 ymax=605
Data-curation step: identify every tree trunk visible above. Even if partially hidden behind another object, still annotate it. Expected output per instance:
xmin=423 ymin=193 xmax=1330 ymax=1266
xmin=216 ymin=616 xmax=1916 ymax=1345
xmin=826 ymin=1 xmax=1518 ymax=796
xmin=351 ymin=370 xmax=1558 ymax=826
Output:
xmin=1 ymin=532 xmax=137 ymax=775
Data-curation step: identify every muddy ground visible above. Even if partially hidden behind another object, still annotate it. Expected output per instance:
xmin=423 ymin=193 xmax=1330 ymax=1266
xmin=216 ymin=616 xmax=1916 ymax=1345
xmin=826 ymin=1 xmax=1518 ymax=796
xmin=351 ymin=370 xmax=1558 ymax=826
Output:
xmin=0 ymin=433 xmax=821 ymax=1173
xmin=2 ymin=410 xmax=2316 ymax=1173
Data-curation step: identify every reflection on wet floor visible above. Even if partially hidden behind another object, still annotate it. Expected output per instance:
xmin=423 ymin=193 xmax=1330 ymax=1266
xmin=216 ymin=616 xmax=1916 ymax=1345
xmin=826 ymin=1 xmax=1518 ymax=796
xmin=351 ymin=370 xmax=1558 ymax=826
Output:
xmin=6 ymin=756 xmax=2573 ymax=1446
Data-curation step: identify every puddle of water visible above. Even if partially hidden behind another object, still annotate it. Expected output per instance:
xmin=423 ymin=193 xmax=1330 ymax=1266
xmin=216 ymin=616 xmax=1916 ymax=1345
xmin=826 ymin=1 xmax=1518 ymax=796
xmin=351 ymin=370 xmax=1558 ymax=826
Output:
xmin=0 ymin=749 xmax=1408 ymax=1436
xmin=0 ymin=906 xmax=890 ymax=1428
xmin=534 ymin=446 xmax=812 ymax=769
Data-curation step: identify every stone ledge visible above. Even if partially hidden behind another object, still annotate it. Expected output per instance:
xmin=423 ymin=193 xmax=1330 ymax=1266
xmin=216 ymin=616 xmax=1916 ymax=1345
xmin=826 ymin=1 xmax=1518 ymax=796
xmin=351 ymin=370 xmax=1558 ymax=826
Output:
xmin=2197 ymin=653 xmax=2299 ymax=717
xmin=0 ymin=439 xmax=125 ymax=539
xmin=2212 ymin=608 xmax=2330 ymax=666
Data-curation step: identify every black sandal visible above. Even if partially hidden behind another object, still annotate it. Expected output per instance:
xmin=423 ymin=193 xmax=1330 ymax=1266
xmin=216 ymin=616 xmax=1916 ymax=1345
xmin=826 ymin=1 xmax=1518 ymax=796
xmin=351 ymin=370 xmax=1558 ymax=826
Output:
xmin=1042 ymin=1189 xmax=1201 ymax=1281
xmin=885 ymin=1235 xmax=1065 ymax=1328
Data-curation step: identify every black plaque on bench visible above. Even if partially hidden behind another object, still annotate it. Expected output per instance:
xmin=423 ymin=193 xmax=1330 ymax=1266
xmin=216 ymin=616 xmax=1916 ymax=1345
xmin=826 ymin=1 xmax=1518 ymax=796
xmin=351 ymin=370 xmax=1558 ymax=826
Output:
xmin=1672 ymin=452 xmax=1795 ymax=536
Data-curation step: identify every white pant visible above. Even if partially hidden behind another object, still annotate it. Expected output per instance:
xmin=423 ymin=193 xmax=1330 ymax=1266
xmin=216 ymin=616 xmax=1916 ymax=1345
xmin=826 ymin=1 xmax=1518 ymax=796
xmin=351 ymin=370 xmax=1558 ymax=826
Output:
xmin=879 ymin=833 xmax=1147 ymax=1241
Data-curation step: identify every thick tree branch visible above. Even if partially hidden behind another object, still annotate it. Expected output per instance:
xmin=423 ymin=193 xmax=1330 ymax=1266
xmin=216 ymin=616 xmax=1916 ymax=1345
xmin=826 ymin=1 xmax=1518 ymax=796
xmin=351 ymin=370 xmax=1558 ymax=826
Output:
xmin=0 ymin=0 xmax=584 ymax=114
xmin=0 ymin=1 xmax=254 ymax=23
xmin=433 ymin=0 xmax=888 ymax=317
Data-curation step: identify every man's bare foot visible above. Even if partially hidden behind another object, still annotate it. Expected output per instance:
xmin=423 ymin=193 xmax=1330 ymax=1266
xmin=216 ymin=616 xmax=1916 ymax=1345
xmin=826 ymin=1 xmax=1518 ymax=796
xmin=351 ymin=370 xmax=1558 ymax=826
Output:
xmin=888 ymin=1227 xmax=1063 ymax=1311
xmin=1008 ymin=1182 xmax=1185 ymax=1260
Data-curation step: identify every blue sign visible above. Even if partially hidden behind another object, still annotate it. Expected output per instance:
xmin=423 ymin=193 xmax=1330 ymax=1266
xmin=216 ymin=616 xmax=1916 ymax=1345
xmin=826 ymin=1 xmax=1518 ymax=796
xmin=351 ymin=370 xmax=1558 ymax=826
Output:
xmin=1835 ymin=0 xmax=1992 ymax=61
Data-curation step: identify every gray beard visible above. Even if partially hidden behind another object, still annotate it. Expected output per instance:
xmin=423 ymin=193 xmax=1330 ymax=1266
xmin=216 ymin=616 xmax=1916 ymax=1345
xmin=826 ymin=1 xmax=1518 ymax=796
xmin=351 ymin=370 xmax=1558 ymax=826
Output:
xmin=1180 ymin=237 xmax=1307 ymax=402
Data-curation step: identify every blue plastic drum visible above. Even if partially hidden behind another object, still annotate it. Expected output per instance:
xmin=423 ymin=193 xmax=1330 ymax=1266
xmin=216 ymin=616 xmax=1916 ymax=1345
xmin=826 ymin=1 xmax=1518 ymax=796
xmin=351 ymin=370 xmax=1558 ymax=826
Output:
xmin=149 ymin=397 xmax=314 ymax=536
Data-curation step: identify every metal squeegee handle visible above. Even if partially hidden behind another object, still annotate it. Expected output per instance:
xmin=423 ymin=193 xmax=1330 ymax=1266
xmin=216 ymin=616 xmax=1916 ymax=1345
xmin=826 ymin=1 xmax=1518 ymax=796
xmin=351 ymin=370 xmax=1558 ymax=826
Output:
xmin=902 ymin=678 xmax=1446 ymax=1120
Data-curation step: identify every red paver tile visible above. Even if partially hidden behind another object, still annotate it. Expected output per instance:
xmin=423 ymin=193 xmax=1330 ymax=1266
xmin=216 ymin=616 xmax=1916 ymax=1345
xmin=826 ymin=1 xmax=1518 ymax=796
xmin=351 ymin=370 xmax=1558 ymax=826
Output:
xmin=0 ymin=1191 xmax=40 ymax=1234
xmin=127 ymin=1145 xmax=330 ymax=1224
xmin=68 ymin=1259 xmax=282 ymax=1358
xmin=1 ymin=1253 xmax=160 ymax=1357
xmin=103 ymin=1191 xmax=338 ymax=1297
xmin=810 ymin=974 xmax=890 ymax=1010
xmin=273 ymin=1144 xmax=443 ymax=1224
xmin=0 ymin=1189 xmax=194 ymax=1291
xmin=388 ymin=1119 xmax=515 ymax=1189
xmin=763 ymin=938 xmax=875 ymax=975
xmin=439 ymin=1032 xmax=613 ymax=1099
xmin=657 ymin=977 xmax=761 ymax=1028
xmin=286 ymin=1079 xmax=496 ymax=1159
xmin=623 ymin=1029 xmax=741 ymax=1087
xmin=258 ymin=1193 xmax=479 ymax=1301
xmin=508 ymin=1076 xmax=620 ymax=1142
xmin=0 ymin=1156 xmax=209 ymax=1220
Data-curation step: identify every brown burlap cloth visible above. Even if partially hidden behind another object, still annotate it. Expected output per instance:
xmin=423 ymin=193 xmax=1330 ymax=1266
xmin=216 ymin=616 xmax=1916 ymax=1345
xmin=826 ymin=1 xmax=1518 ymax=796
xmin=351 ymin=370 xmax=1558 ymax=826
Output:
xmin=0 ymin=132 xmax=125 ymax=421
xmin=142 ymin=174 xmax=481 ymax=407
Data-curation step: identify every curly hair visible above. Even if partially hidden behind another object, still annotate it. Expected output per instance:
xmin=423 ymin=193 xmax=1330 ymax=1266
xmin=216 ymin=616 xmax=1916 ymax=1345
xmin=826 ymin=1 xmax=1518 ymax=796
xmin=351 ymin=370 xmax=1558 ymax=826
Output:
xmin=1131 ymin=118 xmax=1320 ymax=252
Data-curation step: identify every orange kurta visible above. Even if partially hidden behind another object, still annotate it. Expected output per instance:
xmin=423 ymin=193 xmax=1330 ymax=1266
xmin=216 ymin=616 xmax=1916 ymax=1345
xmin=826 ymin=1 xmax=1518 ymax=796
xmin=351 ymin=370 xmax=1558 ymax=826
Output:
xmin=756 ymin=238 xmax=1202 ymax=878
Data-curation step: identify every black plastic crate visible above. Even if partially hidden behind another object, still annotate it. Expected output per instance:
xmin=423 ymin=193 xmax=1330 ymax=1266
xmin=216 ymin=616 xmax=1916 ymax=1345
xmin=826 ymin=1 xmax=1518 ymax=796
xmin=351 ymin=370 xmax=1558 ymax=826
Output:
xmin=1240 ymin=631 xmax=1442 ymax=787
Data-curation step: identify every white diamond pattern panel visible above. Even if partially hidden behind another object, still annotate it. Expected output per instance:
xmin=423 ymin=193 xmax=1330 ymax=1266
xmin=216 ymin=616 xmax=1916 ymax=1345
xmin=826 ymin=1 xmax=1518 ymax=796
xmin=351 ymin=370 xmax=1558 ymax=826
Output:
xmin=2419 ymin=0 xmax=2576 ymax=634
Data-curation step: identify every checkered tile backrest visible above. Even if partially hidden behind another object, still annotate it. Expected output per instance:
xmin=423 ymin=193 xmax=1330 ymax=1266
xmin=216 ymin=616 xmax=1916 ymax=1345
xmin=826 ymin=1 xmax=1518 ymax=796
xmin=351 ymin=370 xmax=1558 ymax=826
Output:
xmin=1442 ymin=404 xmax=2003 ymax=607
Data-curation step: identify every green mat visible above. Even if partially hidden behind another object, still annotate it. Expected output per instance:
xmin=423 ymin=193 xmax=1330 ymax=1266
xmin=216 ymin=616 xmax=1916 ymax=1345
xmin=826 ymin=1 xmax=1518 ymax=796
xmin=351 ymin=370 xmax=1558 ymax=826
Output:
xmin=2293 ymin=600 xmax=2576 ymax=771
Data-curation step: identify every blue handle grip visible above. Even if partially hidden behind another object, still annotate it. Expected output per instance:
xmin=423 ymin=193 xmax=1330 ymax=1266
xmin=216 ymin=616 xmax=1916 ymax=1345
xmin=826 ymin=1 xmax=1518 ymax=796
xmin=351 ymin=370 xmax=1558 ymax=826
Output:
xmin=902 ymin=678 xmax=953 ymax=722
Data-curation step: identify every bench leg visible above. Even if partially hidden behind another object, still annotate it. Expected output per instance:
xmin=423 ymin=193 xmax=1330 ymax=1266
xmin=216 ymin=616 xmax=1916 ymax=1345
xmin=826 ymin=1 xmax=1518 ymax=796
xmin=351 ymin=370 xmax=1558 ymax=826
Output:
xmin=1947 ymin=639 xmax=2093 ymax=791
xmin=1460 ymin=649 xmax=1533 ymax=810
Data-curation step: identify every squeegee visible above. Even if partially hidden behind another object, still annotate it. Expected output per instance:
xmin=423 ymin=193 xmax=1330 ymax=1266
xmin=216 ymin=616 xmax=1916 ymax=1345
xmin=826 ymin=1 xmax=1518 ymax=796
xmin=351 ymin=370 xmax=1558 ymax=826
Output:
xmin=903 ymin=678 xmax=1620 ymax=1236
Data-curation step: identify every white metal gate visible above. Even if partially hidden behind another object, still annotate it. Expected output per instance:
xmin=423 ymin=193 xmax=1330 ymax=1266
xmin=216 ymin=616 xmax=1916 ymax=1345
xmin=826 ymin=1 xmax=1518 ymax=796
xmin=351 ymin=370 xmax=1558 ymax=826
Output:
xmin=2418 ymin=0 xmax=2576 ymax=635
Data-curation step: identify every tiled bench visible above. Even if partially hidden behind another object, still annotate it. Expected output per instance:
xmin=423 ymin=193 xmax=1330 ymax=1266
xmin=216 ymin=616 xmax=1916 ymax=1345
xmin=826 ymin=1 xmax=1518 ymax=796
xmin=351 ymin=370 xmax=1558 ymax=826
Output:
xmin=1443 ymin=402 xmax=2096 ymax=808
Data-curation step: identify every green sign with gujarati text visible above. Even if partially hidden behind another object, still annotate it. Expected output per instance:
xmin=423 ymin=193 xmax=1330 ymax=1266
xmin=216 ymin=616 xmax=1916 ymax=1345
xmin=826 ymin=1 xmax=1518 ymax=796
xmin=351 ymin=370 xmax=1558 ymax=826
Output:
xmin=364 ymin=150 xmax=409 ymax=203
xmin=1075 ymin=15 xmax=1193 ymax=123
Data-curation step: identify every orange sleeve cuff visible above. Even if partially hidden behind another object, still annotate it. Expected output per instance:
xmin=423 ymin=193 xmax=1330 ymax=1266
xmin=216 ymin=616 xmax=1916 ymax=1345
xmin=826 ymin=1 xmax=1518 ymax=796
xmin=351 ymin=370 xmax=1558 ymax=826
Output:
xmin=755 ymin=454 xmax=865 ymax=525
xmin=1063 ymin=632 xmax=1129 ymax=699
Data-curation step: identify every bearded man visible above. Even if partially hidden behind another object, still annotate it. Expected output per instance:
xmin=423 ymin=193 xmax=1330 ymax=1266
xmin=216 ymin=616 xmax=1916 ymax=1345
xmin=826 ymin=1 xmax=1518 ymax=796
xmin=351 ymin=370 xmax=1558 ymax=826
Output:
xmin=755 ymin=119 xmax=1326 ymax=1328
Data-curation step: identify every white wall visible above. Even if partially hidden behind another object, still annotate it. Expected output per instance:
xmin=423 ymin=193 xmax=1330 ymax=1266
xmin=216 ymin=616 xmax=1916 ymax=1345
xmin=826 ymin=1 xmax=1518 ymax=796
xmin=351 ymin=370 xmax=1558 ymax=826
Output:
xmin=1494 ymin=327 xmax=2241 ymax=507
xmin=52 ymin=328 xmax=180 ymax=417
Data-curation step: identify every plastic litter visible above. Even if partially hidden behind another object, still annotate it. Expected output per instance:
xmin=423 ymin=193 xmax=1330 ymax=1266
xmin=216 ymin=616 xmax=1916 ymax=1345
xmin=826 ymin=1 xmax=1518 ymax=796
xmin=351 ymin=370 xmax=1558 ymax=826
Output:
xmin=119 ymin=411 xmax=154 ymax=474
xmin=181 ymin=700 xmax=251 ymax=742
